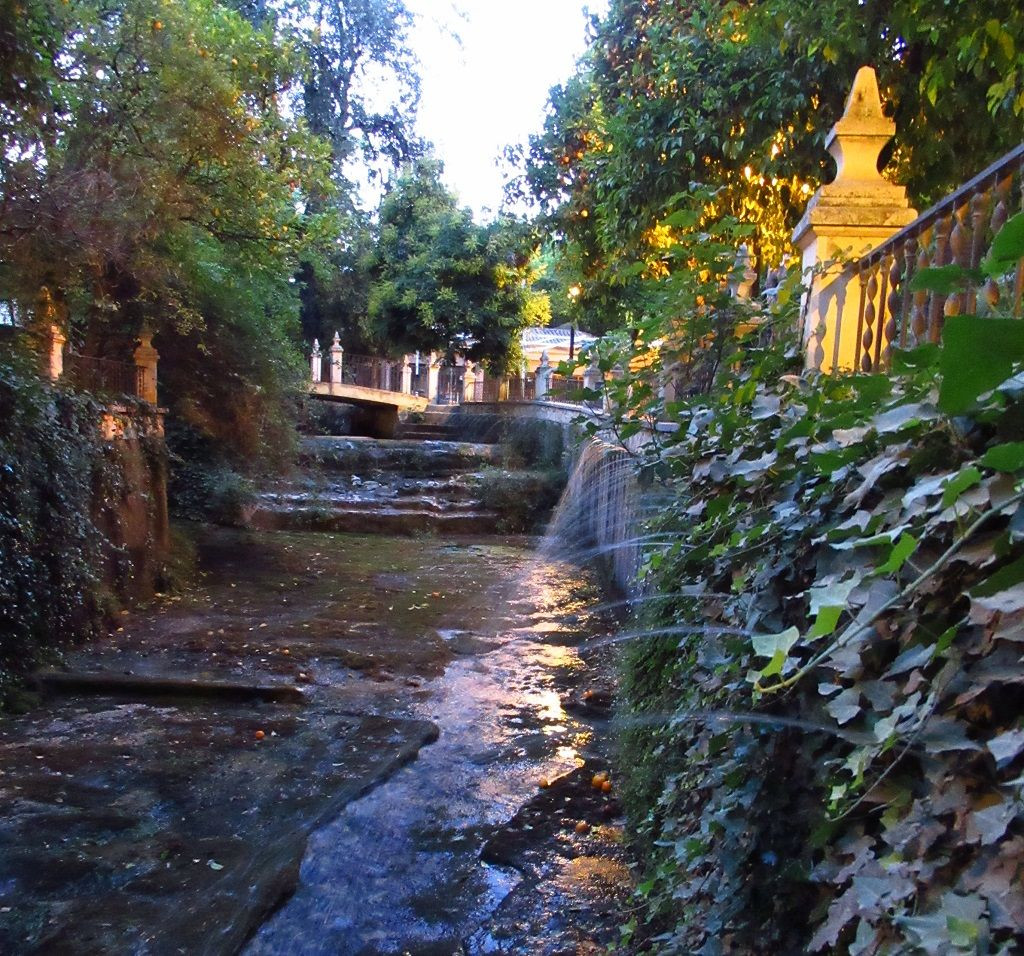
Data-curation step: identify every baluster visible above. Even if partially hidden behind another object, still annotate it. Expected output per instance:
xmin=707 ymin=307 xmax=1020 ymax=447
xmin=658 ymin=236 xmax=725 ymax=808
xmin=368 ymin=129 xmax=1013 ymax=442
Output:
xmin=852 ymin=264 xmax=868 ymax=372
xmin=928 ymin=212 xmax=953 ymax=341
xmin=897 ymin=236 xmax=916 ymax=348
xmin=966 ymin=189 xmax=990 ymax=314
xmin=984 ymin=172 xmax=1013 ymax=312
xmin=883 ymin=249 xmax=903 ymax=364
xmin=1014 ymin=155 xmax=1024 ymax=317
xmin=861 ymin=264 xmax=879 ymax=372
xmin=875 ymin=253 xmax=892 ymax=369
xmin=944 ymin=201 xmax=970 ymax=319
xmin=910 ymin=226 xmax=931 ymax=344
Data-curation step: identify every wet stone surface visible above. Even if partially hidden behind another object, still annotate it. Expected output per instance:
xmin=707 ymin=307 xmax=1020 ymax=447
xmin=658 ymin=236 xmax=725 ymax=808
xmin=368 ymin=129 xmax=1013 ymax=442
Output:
xmin=0 ymin=526 xmax=633 ymax=954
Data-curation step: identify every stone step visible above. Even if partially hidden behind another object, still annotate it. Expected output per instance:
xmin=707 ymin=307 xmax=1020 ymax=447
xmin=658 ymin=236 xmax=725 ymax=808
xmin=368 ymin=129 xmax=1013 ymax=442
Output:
xmin=392 ymin=424 xmax=462 ymax=440
xmin=249 ymin=504 xmax=501 ymax=536
xmin=257 ymin=490 xmax=486 ymax=515
xmin=302 ymin=436 xmax=500 ymax=475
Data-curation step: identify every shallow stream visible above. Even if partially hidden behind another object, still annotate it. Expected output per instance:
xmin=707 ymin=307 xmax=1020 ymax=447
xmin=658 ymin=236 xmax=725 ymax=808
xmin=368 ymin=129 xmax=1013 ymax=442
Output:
xmin=0 ymin=427 xmax=631 ymax=955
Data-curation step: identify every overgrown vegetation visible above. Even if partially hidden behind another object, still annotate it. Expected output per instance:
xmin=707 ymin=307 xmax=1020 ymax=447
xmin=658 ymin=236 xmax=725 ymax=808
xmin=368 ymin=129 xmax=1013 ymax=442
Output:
xmin=478 ymin=468 xmax=565 ymax=533
xmin=579 ymin=214 xmax=1024 ymax=952
xmin=0 ymin=355 xmax=160 ymax=700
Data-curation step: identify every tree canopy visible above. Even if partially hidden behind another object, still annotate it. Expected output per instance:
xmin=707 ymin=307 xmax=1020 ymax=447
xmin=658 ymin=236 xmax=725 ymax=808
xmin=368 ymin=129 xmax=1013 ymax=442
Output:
xmin=1 ymin=0 xmax=432 ymax=463
xmin=362 ymin=160 xmax=535 ymax=370
xmin=519 ymin=0 xmax=1024 ymax=330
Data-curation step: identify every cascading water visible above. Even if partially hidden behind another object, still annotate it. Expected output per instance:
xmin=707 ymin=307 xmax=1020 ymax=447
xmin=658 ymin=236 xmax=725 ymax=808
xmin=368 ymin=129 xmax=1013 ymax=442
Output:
xmin=542 ymin=438 xmax=647 ymax=595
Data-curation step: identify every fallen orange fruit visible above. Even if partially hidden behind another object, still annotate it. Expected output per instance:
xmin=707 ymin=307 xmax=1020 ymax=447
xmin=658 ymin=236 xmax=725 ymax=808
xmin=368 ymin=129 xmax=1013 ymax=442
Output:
xmin=601 ymin=780 xmax=612 ymax=793
xmin=538 ymin=777 xmax=550 ymax=789
xmin=575 ymin=821 xmax=590 ymax=834
xmin=254 ymin=730 xmax=266 ymax=740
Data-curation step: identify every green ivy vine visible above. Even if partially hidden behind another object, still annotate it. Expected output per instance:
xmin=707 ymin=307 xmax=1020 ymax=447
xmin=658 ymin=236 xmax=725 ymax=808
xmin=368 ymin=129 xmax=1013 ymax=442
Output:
xmin=589 ymin=215 xmax=1024 ymax=953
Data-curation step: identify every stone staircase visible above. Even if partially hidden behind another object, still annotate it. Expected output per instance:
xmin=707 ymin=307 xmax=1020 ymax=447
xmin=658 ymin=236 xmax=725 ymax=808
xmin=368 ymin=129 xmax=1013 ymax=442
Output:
xmin=392 ymin=406 xmax=496 ymax=443
xmin=249 ymin=422 xmax=505 ymax=535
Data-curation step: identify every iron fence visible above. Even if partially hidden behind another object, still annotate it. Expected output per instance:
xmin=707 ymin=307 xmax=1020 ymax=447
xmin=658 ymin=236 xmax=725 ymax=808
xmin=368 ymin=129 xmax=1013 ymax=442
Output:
xmin=65 ymin=354 xmax=141 ymax=398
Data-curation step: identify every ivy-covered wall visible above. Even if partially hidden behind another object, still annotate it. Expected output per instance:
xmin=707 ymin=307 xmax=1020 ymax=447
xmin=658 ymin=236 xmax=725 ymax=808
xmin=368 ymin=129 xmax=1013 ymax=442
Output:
xmin=616 ymin=336 xmax=1024 ymax=953
xmin=0 ymin=356 xmax=169 ymax=699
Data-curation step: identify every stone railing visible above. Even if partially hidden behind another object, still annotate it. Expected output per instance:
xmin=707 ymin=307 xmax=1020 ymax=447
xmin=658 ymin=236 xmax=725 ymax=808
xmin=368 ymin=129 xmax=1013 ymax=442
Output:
xmin=850 ymin=144 xmax=1024 ymax=371
xmin=309 ymin=334 xmax=594 ymax=407
xmin=796 ymin=68 xmax=1023 ymax=372
xmin=26 ymin=292 xmax=160 ymax=405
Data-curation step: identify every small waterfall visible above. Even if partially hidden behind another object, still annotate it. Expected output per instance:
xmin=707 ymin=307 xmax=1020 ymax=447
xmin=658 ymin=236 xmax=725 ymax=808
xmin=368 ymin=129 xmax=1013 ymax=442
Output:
xmin=542 ymin=438 xmax=645 ymax=595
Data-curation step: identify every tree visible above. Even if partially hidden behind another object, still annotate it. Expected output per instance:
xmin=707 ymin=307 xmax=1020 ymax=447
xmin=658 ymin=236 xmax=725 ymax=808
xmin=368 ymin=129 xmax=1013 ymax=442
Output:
xmin=363 ymin=159 xmax=533 ymax=371
xmin=223 ymin=0 xmax=425 ymax=348
xmin=520 ymin=0 xmax=1024 ymax=328
xmin=294 ymin=0 xmax=422 ymax=189
xmin=0 ymin=0 xmax=335 ymax=462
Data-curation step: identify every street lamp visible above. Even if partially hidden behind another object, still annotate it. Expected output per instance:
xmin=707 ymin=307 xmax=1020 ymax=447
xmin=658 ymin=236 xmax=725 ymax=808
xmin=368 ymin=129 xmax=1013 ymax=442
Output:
xmin=567 ymin=284 xmax=581 ymax=360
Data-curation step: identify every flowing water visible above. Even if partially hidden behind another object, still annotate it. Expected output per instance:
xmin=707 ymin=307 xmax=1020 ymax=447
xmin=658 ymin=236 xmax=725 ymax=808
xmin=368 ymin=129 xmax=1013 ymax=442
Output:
xmin=246 ymin=558 xmax=612 ymax=955
xmin=0 ymin=416 xmax=634 ymax=955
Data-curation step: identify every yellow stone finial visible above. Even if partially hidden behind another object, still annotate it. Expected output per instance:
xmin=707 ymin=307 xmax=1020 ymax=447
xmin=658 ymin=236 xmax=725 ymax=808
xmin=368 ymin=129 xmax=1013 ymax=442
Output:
xmin=825 ymin=66 xmax=895 ymax=186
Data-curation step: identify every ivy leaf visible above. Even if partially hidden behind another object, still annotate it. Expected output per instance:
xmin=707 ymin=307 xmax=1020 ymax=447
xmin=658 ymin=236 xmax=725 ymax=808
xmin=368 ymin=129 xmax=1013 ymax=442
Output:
xmin=987 ymin=728 xmax=1024 ymax=767
xmin=826 ymin=688 xmax=861 ymax=725
xmin=891 ymin=342 xmax=940 ymax=373
xmin=939 ymin=317 xmax=1024 ymax=414
xmin=872 ymin=402 xmax=937 ymax=434
xmin=980 ymin=441 xmax=1024 ymax=472
xmin=909 ymin=263 xmax=980 ymax=296
xmin=808 ymin=579 xmax=857 ymax=614
xmin=875 ymin=533 xmax=918 ymax=575
xmin=973 ymin=554 xmax=1024 ymax=597
xmin=809 ymin=605 xmax=843 ymax=639
xmin=983 ymin=211 xmax=1024 ymax=273
xmin=941 ymin=467 xmax=982 ymax=508
xmin=751 ymin=626 xmax=800 ymax=659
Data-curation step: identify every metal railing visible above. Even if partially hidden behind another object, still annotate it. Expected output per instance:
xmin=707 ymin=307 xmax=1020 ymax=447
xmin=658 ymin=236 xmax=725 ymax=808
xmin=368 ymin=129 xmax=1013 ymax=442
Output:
xmin=849 ymin=143 xmax=1024 ymax=372
xmin=344 ymin=354 xmax=404 ymax=392
xmin=65 ymin=354 xmax=142 ymax=398
xmin=506 ymin=377 xmax=536 ymax=402
xmin=545 ymin=374 xmax=586 ymax=404
xmin=309 ymin=343 xmax=593 ymax=407
xmin=435 ymin=366 xmax=464 ymax=405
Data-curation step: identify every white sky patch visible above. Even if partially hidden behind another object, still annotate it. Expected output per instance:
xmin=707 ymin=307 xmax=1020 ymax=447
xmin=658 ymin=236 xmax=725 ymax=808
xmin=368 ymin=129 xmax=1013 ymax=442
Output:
xmin=404 ymin=0 xmax=606 ymax=219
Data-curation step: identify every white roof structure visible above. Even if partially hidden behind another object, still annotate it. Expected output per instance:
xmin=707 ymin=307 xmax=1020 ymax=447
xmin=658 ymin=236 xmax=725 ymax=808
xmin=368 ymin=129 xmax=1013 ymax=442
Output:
xmin=521 ymin=326 xmax=597 ymax=352
xmin=519 ymin=325 xmax=598 ymax=375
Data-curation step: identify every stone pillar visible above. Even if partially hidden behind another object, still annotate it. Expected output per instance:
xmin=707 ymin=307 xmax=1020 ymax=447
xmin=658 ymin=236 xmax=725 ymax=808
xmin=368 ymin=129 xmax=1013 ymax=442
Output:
xmin=793 ymin=66 xmax=917 ymax=372
xmin=310 ymin=339 xmax=322 ymax=383
xmin=535 ymin=350 xmax=552 ymax=400
xmin=463 ymin=363 xmax=478 ymax=403
xmin=133 ymin=325 xmax=159 ymax=404
xmin=33 ymin=287 xmax=66 ymax=382
xmin=426 ymin=353 xmax=442 ymax=404
xmin=401 ymin=356 xmax=414 ymax=394
xmin=329 ymin=332 xmax=343 ymax=388
xmin=606 ymin=363 xmax=625 ymax=411
xmin=729 ymin=243 xmax=758 ymax=301
xmin=583 ymin=351 xmax=603 ymax=393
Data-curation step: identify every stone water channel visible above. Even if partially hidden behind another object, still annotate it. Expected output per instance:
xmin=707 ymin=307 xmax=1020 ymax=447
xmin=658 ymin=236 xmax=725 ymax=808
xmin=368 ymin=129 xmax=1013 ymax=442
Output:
xmin=0 ymin=410 xmax=633 ymax=955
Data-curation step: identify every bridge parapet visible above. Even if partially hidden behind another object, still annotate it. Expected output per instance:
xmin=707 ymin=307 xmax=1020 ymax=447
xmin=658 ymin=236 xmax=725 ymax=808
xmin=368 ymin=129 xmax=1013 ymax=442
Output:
xmin=308 ymin=337 xmax=605 ymax=410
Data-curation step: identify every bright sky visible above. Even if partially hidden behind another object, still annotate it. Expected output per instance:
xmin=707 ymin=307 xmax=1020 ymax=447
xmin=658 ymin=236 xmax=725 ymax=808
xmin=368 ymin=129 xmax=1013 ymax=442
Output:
xmin=404 ymin=0 xmax=606 ymax=219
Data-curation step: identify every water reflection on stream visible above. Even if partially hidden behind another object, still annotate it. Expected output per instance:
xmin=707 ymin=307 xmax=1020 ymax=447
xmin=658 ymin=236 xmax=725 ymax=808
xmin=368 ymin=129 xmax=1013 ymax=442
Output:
xmin=247 ymin=555 xmax=608 ymax=955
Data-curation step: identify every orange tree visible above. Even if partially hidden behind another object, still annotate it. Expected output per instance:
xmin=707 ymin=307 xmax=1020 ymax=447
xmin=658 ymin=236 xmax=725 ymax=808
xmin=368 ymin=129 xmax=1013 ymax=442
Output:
xmin=519 ymin=0 xmax=1024 ymax=332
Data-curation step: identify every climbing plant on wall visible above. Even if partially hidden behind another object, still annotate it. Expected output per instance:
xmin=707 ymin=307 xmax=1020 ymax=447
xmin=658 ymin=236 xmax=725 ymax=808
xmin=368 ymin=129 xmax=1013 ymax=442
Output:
xmin=597 ymin=214 xmax=1024 ymax=952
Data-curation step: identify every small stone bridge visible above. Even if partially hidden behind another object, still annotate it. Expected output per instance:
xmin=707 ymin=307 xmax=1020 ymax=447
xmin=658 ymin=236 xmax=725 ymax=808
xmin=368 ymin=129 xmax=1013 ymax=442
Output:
xmin=308 ymin=334 xmax=600 ymax=436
